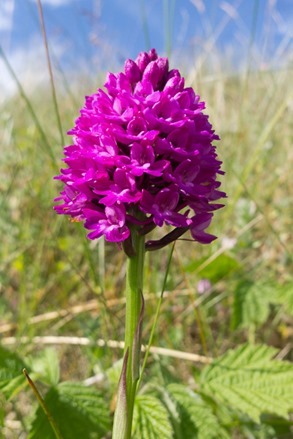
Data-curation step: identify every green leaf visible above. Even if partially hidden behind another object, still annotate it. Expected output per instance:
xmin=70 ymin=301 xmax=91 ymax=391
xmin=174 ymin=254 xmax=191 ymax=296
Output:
xmin=133 ymin=394 xmax=173 ymax=439
xmin=185 ymin=253 xmax=240 ymax=282
xmin=0 ymin=345 xmax=26 ymax=399
xmin=200 ymin=343 xmax=293 ymax=422
xmin=232 ymin=281 xmax=271 ymax=330
xmin=232 ymin=281 xmax=293 ymax=331
xmin=241 ymin=415 xmax=293 ymax=439
xmin=28 ymin=382 xmax=111 ymax=439
xmin=166 ymin=384 xmax=229 ymax=439
xmin=29 ymin=348 xmax=60 ymax=386
xmin=273 ymin=282 xmax=293 ymax=316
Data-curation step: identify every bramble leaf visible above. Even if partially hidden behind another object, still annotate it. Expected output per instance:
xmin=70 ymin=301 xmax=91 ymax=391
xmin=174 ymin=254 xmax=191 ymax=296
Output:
xmin=232 ymin=281 xmax=293 ymax=331
xmin=200 ymin=343 xmax=293 ymax=422
xmin=133 ymin=394 xmax=173 ymax=439
xmin=273 ymin=281 xmax=293 ymax=315
xmin=29 ymin=348 xmax=60 ymax=386
xmin=232 ymin=281 xmax=271 ymax=330
xmin=166 ymin=383 xmax=229 ymax=439
xmin=0 ymin=345 xmax=26 ymax=399
xmin=28 ymin=382 xmax=111 ymax=439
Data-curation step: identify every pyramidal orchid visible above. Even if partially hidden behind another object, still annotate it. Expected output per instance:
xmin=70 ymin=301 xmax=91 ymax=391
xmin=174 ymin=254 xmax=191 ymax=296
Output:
xmin=54 ymin=49 xmax=226 ymax=439
xmin=54 ymin=48 xmax=225 ymax=250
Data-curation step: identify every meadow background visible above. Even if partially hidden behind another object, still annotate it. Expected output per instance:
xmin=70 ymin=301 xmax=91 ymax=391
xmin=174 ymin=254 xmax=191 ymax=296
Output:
xmin=0 ymin=0 xmax=292 ymax=438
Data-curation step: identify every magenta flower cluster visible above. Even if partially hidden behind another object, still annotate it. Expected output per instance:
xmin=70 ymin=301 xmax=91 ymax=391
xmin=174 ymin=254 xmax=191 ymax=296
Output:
xmin=54 ymin=49 xmax=225 ymax=249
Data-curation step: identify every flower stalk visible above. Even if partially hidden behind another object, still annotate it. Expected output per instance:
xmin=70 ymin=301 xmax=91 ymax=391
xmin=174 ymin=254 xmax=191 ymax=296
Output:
xmin=113 ymin=228 xmax=145 ymax=438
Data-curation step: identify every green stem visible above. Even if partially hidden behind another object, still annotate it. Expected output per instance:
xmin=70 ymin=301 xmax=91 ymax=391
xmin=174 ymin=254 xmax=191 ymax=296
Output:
xmin=23 ymin=369 xmax=64 ymax=439
xmin=137 ymin=243 xmax=175 ymax=391
xmin=36 ymin=0 xmax=64 ymax=146
xmin=113 ymin=229 xmax=145 ymax=439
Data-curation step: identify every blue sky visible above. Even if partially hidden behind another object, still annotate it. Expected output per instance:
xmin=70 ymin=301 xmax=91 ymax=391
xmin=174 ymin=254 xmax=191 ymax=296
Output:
xmin=0 ymin=0 xmax=292 ymax=96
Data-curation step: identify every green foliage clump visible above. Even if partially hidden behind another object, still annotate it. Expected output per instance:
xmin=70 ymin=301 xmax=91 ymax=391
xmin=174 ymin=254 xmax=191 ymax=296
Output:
xmin=3 ymin=343 xmax=292 ymax=438
xmin=28 ymin=383 xmax=110 ymax=439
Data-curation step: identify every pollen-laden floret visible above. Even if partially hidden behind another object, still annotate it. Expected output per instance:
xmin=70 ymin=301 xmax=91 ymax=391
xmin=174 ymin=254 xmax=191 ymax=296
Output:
xmin=54 ymin=49 xmax=226 ymax=247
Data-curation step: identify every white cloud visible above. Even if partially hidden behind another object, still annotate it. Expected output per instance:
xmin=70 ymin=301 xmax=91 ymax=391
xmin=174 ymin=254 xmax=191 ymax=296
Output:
xmin=0 ymin=35 xmax=66 ymax=102
xmin=0 ymin=0 xmax=15 ymax=31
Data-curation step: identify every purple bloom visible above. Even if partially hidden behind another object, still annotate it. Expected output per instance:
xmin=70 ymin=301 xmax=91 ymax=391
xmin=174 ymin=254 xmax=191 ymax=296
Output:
xmin=84 ymin=205 xmax=130 ymax=242
xmin=141 ymin=186 xmax=191 ymax=228
xmin=54 ymin=49 xmax=226 ymax=247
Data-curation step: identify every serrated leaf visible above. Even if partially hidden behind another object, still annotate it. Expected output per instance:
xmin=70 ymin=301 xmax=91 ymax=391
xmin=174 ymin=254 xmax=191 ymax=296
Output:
xmin=200 ymin=343 xmax=293 ymax=422
xmin=133 ymin=394 xmax=173 ymax=439
xmin=233 ymin=281 xmax=293 ymax=331
xmin=0 ymin=345 xmax=26 ymax=399
xmin=28 ymin=382 xmax=111 ymax=439
xmin=167 ymin=384 xmax=229 ymax=439
xmin=29 ymin=348 xmax=60 ymax=386
xmin=232 ymin=281 xmax=272 ymax=330
xmin=273 ymin=282 xmax=293 ymax=315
